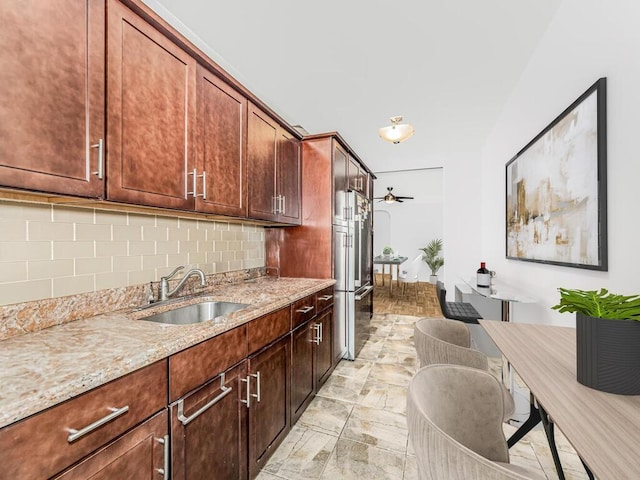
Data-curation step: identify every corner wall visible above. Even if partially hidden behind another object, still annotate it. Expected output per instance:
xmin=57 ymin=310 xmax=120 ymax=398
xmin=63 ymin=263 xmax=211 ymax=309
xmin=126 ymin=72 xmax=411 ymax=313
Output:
xmin=480 ymin=0 xmax=640 ymax=325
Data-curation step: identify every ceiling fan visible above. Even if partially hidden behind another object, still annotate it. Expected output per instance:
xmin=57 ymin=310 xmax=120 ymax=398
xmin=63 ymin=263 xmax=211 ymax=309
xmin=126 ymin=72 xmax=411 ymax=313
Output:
xmin=374 ymin=187 xmax=414 ymax=203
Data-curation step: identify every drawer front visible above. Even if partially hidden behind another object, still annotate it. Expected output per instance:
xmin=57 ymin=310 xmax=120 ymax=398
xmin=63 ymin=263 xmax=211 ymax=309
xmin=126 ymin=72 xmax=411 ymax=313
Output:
xmin=316 ymin=287 xmax=335 ymax=313
xmin=247 ymin=307 xmax=290 ymax=354
xmin=291 ymin=294 xmax=317 ymax=329
xmin=0 ymin=360 xmax=167 ymax=480
xmin=169 ymin=325 xmax=248 ymax=401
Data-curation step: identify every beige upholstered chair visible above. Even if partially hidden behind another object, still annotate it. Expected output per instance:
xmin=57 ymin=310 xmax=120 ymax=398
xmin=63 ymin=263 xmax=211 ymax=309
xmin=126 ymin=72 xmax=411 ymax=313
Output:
xmin=414 ymin=317 xmax=515 ymax=420
xmin=407 ymin=364 xmax=546 ymax=480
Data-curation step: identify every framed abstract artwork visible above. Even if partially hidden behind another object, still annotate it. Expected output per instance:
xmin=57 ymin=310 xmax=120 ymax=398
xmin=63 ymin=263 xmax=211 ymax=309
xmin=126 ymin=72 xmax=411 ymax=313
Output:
xmin=505 ymin=78 xmax=607 ymax=270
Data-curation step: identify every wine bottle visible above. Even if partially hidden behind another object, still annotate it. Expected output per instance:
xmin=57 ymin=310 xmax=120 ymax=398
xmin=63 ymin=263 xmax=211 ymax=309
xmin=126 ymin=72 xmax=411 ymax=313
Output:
xmin=477 ymin=262 xmax=490 ymax=287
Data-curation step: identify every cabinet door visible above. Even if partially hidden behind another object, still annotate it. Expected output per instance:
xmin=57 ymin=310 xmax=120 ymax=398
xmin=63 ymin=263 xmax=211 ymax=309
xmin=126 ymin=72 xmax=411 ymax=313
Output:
xmin=333 ymin=142 xmax=349 ymax=224
xmin=0 ymin=0 xmax=105 ymax=197
xmin=248 ymin=335 xmax=290 ymax=478
xmin=53 ymin=410 xmax=168 ymax=480
xmin=247 ymin=103 xmax=278 ymax=221
xmin=196 ymin=66 xmax=247 ymax=217
xmin=170 ymin=362 xmax=248 ymax=480
xmin=277 ymin=129 xmax=301 ymax=224
xmin=291 ymin=322 xmax=314 ymax=424
xmin=106 ymin=0 xmax=196 ymax=209
xmin=348 ymin=156 xmax=365 ymax=194
xmin=315 ymin=309 xmax=334 ymax=389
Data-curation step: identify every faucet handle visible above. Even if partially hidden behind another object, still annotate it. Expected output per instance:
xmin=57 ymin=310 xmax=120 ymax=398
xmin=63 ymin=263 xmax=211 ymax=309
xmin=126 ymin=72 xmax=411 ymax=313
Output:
xmin=163 ymin=265 xmax=184 ymax=280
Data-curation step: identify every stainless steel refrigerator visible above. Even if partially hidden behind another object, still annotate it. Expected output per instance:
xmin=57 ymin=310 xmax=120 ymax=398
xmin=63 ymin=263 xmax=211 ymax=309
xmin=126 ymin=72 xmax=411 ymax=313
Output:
xmin=334 ymin=190 xmax=374 ymax=360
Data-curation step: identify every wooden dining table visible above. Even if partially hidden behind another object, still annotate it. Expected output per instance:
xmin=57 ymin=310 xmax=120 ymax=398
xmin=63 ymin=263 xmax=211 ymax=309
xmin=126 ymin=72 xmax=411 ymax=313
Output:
xmin=480 ymin=320 xmax=640 ymax=479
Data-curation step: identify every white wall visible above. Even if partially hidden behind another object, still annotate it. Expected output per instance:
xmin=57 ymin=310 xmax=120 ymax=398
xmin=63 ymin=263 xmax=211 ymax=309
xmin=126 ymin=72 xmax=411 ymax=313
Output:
xmin=373 ymin=169 xmax=443 ymax=281
xmin=480 ymin=0 xmax=640 ymax=325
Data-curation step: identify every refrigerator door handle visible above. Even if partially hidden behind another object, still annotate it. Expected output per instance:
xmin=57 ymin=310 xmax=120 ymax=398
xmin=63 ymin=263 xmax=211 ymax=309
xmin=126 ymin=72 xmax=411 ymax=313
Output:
xmin=355 ymin=285 xmax=374 ymax=301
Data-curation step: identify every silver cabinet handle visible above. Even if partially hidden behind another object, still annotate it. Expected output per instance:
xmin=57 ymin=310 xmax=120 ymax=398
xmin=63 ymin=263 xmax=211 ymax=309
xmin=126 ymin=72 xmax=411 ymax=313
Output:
xmin=281 ymin=195 xmax=286 ymax=214
xmin=155 ymin=435 xmax=169 ymax=480
xmin=241 ymin=375 xmax=251 ymax=408
xmin=91 ymin=138 xmax=104 ymax=179
xmin=296 ymin=306 xmax=314 ymax=314
xmin=67 ymin=405 xmax=129 ymax=443
xmin=188 ymin=169 xmax=197 ymax=197
xmin=313 ymin=323 xmax=321 ymax=345
xmin=271 ymin=196 xmax=278 ymax=214
xmin=250 ymin=372 xmax=261 ymax=403
xmin=319 ymin=322 xmax=323 ymax=343
xmin=318 ymin=295 xmax=333 ymax=301
xmin=200 ymin=171 xmax=207 ymax=199
xmin=176 ymin=385 xmax=232 ymax=426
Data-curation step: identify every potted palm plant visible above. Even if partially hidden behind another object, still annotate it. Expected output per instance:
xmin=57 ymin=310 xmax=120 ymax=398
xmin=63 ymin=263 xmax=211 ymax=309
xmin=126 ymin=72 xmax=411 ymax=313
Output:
xmin=552 ymin=287 xmax=640 ymax=394
xmin=420 ymin=238 xmax=444 ymax=284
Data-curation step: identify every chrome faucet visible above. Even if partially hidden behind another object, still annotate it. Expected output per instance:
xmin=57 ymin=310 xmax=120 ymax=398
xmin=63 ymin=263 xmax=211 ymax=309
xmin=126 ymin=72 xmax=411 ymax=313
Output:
xmin=158 ymin=266 xmax=207 ymax=302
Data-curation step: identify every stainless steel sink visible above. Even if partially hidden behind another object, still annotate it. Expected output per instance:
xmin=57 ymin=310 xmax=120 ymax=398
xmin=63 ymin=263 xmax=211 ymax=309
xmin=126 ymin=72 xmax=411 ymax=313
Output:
xmin=139 ymin=301 xmax=248 ymax=325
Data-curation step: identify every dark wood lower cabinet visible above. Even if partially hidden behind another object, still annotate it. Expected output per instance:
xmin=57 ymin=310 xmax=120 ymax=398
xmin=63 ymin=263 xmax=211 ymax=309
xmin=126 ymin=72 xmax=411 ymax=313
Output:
xmin=291 ymin=321 xmax=315 ymax=424
xmin=53 ymin=410 xmax=168 ymax=479
xmin=315 ymin=309 xmax=333 ymax=389
xmin=170 ymin=361 xmax=248 ymax=480
xmin=248 ymin=335 xmax=291 ymax=479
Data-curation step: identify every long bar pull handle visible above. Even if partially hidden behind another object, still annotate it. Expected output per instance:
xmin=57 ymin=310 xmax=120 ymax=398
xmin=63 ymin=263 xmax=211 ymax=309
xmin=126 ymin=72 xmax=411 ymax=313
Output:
xmin=318 ymin=295 xmax=333 ymax=301
xmin=281 ymin=195 xmax=286 ymax=214
xmin=241 ymin=375 xmax=251 ymax=408
xmin=188 ymin=169 xmax=197 ymax=197
xmin=196 ymin=171 xmax=207 ymax=199
xmin=250 ymin=372 xmax=261 ymax=403
xmin=67 ymin=405 xmax=129 ymax=443
xmin=176 ymin=386 xmax=232 ymax=426
xmin=313 ymin=323 xmax=321 ymax=345
xmin=272 ymin=196 xmax=277 ymax=214
xmin=155 ymin=435 xmax=169 ymax=479
xmin=296 ymin=306 xmax=314 ymax=314
xmin=91 ymin=139 xmax=104 ymax=179
xmin=319 ymin=322 xmax=323 ymax=343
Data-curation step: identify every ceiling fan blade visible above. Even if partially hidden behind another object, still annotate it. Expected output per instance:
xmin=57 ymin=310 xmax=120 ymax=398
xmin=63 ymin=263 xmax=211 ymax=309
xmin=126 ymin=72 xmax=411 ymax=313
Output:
xmin=396 ymin=196 xmax=414 ymax=200
xmin=396 ymin=199 xmax=404 ymax=202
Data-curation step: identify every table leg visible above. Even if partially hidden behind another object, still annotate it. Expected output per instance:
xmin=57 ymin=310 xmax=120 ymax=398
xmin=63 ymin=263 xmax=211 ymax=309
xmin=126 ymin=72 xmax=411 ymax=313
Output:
xmin=508 ymin=396 xmax=566 ymax=480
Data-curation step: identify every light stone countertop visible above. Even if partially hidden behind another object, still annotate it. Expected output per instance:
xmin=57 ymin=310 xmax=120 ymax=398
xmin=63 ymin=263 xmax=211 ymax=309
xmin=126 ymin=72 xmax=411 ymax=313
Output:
xmin=0 ymin=276 xmax=335 ymax=429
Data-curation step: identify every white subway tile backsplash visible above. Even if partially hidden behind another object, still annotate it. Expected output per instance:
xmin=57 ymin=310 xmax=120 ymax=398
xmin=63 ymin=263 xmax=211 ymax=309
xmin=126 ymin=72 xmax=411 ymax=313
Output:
xmin=29 ymin=259 xmax=74 ymax=280
xmin=76 ymin=257 xmax=112 ymax=275
xmin=0 ymin=200 xmax=265 ymax=305
xmin=0 ymin=241 xmax=51 ymax=262
xmin=53 ymin=275 xmax=94 ymax=297
xmin=96 ymin=241 xmax=127 ymax=257
xmin=28 ymin=221 xmax=74 ymax=242
xmin=0 ymin=262 xmax=28 ymax=282
xmin=76 ymin=223 xmax=111 ymax=241
xmin=0 ymin=279 xmax=52 ymax=304
xmin=53 ymin=206 xmax=94 ymax=224
xmin=53 ymin=241 xmax=94 ymax=259
xmin=0 ymin=220 xmax=27 ymax=241
xmin=113 ymin=224 xmax=142 ymax=241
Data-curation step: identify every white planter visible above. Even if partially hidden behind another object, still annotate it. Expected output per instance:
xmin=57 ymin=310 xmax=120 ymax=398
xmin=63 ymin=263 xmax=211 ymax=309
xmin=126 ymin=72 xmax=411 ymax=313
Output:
xmin=429 ymin=275 xmax=438 ymax=284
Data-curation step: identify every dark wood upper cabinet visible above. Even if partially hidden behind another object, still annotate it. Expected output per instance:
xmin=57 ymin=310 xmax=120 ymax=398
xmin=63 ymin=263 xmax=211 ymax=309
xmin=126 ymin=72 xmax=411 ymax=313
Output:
xmin=348 ymin=155 xmax=368 ymax=196
xmin=106 ymin=0 xmax=196 ymax=210
xmin=196 ymin=65 xmax=248 ymax=217
xmin=247 ymin=102 xmax=301 ymax=224
xmin=247 ymin=103 xmax=278 ymax=221
xmin=0 ymin=0 xmax=105 ymax=198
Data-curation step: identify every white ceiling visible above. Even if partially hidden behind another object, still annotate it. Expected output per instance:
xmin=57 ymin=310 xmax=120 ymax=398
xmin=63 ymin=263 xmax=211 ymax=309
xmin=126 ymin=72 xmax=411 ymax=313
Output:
xmin=148 ymin=0 xmax=562 ymax=173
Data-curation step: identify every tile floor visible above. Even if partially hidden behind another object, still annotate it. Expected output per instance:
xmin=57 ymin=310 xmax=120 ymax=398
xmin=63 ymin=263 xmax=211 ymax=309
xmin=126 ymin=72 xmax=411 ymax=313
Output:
xmin=257 ymin=313 xmax=591 ymax=480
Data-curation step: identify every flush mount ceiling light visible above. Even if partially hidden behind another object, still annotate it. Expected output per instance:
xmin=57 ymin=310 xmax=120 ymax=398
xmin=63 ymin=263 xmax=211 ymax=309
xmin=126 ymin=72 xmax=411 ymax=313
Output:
xmin=378 ymin=116 xmax=415 ymax=144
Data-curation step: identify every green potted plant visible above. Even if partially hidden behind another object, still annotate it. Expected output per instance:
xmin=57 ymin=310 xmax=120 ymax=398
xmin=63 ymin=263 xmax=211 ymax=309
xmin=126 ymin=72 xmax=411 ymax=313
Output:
xmin=382 ymin=245 xmax=394 ymax=258
xmin=420 ymin=238 xmax=444 ymax=284
xmin=552 ymin=287 xmax=640 ymax=394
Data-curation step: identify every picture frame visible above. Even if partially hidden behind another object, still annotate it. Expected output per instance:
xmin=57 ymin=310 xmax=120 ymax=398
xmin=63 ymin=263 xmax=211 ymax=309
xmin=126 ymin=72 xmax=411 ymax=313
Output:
xmin=505 ymin=78 xmax=607 ymax=271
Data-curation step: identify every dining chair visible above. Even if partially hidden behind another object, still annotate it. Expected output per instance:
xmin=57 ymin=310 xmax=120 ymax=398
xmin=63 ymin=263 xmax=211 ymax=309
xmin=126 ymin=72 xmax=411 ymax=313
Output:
xmin=398 ymin=253 xmax=423 ymax=296
xmin=407 ymin=364 xmax=546 ymax=480
xmin=414 ymin=317 xmax=515 ymax=420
